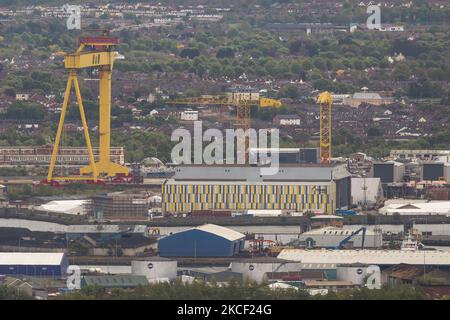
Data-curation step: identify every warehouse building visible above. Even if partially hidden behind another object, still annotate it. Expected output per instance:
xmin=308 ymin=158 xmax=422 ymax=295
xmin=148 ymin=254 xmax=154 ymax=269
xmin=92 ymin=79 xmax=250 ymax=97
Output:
xmin=278 ymin=249 xmax=450 ymax=268
xmin=84 ymin=192 xmax=148 ymax=220
xmin=162 ymin=164 xmax=351 ymax=214
xmin=420 ymin=162 xmax=450 ymax=182
xmin=249 ymin=148 xmax=319 ymax=164
xmin=390 ymin=150 xmax=450 ymax=163
xmin=0 ymin=252 xmax=68 ymax=277
xmin=297 ymin=226 xmax=382 ymax=249
xmin=379 ymin=200 xmax=450 ymax=216
xmin=351 ymin=177 xmax=383 ymax=207
xmin=0 ymin=145 xmax=124 ymax=166
xmin=158 ymin=224 xmax=245 ymax=257
xmin=81 ymin=275 xmax=148 ymax=289
xmin=371 ymin=161 xmax=405 ymax=183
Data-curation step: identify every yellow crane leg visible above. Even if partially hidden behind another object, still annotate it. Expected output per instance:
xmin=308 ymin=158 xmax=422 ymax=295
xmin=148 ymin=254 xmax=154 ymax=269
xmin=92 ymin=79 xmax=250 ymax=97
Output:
xmin=99 ymin=68 xmax=111 ymax=168
xmin=73 ymin=75 xmax=98 ymax=181
xmin=79 ymin=67 xmax=128 ymax=177
xmin=47 ymin=75 xmax=73 ymax=182
xmin=47 ymin=72 xmax=98 ymax=182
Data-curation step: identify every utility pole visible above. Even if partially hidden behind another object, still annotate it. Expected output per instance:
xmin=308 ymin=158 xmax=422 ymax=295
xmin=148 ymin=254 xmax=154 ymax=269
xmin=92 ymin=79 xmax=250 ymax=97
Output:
xmin=362 ymin=173 xmax=368 ymax=211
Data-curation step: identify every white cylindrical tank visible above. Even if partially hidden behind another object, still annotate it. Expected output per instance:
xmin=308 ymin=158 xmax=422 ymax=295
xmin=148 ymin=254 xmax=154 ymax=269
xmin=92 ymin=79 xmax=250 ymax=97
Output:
xmin=132 ymin=257 xmax=177 ymax=282
xmin=336 ymin=264 xmax=370 ymax=285
xmin=231 ymin=258 xmax=302 ymax=283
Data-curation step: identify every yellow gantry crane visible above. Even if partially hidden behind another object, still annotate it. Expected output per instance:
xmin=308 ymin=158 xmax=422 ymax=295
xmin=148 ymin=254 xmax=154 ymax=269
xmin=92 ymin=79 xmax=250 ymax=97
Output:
xmin=317 ymin=91 xmax=333 ymax=164
xmin=45 ymin=36 xmax=129 ymax=184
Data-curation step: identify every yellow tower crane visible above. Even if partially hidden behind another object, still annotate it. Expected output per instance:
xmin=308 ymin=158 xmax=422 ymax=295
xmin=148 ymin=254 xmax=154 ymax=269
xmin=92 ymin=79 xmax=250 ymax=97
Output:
xmin=45 ymin=36 xmax=129 ymax=184
xmin=317 ymin=91 xmax=333 ymax=164
xmin=166 ymin=95 xmax=265 ymax=163
xmin=166 ymin=94 xmax=281 ymax=137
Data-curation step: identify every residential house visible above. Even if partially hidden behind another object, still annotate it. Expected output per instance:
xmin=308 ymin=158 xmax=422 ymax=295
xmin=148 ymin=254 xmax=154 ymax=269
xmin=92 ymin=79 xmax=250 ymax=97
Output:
xmin=273 ymin=115 xmax=301 ymax=126
xmin=343 ymin=92 xmax=394 ymax=108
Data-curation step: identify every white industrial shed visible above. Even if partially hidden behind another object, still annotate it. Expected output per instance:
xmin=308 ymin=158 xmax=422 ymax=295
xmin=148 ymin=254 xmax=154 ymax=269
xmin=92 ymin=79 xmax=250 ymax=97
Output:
xmin=351 ymin=177 xmax=383 ymax=206
xmin=298 ymin=227 xmax=382 ymax=248
xmin=277 ymin=249 xmax=450 ymax=267
xmin=379 ymin=201 xmax=450 ymax=216
xmin=37 ymin=200 xmax=87 ymax=215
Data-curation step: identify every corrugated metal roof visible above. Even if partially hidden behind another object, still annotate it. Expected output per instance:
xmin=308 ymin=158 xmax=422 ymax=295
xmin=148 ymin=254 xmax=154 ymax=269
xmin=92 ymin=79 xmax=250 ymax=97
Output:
xmin=301 ymin=226 xmax=377 ymax=236
xmin=278 ymin=249 xmax=450 ymax=266
xmin=171 ymin=164 xmax=351 ymax=182
xmin=353 ymin=92 xmax=382 ymax=100
xmin=195 ymin=224 xmax=245 ymax=241
xmin=82 ymin=275 xmax=148 ymax=287
xmin=379 ymin=201 xmax=450 ymax=215
xmin=310 ymin=215 xmax=343 ymax=220
xmin=0 ymin=252 xmax=65 ymax=265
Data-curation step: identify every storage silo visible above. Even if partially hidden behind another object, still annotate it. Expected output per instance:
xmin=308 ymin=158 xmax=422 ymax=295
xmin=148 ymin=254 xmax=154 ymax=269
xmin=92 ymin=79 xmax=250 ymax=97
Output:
xmin=131 ymin=257 xmax=177 ymax=282
xmin=230 ymin=257 xmax=301 ymax=283
xmin=336 ymin=263 xmax=371 ymax=285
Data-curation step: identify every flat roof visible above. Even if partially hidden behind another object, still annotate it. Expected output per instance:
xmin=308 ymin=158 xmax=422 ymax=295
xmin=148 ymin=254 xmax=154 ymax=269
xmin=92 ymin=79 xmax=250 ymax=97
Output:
xmin=0 ymin=252 xmax=65 ymax=265
xmin=301 ymin=226 xmax=377 ymax=236
xmin=310 ymin=215 xmax=343 ymax=220
xmin=278 ymin=249 xmax=450 ymax=266
xmin=171 ymin=164 xmax=350 ymax=182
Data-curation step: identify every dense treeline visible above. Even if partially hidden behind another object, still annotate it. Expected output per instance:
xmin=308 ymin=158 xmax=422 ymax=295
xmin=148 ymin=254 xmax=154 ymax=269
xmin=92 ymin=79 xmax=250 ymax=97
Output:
xmin=55 ymin=281 xmax=432 ymax=300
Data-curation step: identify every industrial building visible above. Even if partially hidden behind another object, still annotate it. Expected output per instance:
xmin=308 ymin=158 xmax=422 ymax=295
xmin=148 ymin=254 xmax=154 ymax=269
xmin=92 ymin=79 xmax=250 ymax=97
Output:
xmin=158 ymin=224 xmax=245 ymax=257
xmin=351 ymin=177 xmax=383 ymax=207
xmin=277 ymin=249 xmax=450 ymax=268
xmin=297 ymin=226 xmax=383 ymax=249
xmin=162 ymin=164 xmax=352 ymax=214
xmin=379 ymin=200 xmax=450 ymax=216
xmin=131 ymin=257 xmax=178 ymax=282
xmin=81 ymin=275 xmax=148 ymax=289
xmin=85 ymin=192 xmax=148 ymax=220
xmin=0 ymin=145 xmax=125 ymax=166
xmin=0 ymin=252 xmax=68 ymax=277
xmin=371 ymin=161 xmax=405 ymax=183
xmin=248 ymin=148 xmax=319 ymax=165
xmin=390 ymin=150 xmax=450 ymax=163
xmin=420 ymin=162 xmax=450 ymax=181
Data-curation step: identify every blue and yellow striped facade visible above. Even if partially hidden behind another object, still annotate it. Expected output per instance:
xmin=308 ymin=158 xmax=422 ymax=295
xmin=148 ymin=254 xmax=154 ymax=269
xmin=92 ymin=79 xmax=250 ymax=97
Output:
xmin=162 ymin=182 xmax=335 ymax=213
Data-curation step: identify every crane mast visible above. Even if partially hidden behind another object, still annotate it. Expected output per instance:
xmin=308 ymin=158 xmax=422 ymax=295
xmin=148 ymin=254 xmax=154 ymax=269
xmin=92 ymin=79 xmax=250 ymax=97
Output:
xmin=317 ymin=91 xmax=333 ymax=164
